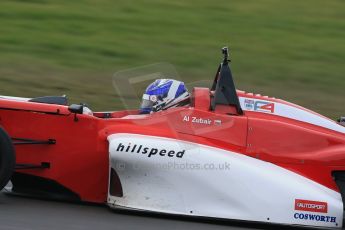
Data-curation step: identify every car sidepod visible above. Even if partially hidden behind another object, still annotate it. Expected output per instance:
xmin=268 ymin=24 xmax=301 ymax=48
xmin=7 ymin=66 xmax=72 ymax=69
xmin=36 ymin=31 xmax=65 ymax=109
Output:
xmin=107 ymin=133 xmax=343 ymax=229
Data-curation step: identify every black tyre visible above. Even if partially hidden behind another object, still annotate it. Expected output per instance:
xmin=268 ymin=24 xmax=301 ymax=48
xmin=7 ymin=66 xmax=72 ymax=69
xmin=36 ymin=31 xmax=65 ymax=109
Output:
xmin=0 ymin=127 xmax=15 ymax=191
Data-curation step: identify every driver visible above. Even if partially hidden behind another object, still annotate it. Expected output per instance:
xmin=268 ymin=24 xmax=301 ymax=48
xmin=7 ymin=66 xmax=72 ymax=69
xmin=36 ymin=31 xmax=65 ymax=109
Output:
xmin=140 ymin=79 xmax=190 ymax=114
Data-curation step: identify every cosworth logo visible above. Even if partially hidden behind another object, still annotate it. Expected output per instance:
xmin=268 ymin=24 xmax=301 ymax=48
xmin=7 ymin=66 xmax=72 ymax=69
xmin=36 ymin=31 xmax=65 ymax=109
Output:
xmin=116 ymin=143 xmax=185 ymax=158
xmin=244 ymin=99 xmax=275 ymax=113
xmin=294 ymin=213 xmax=336 ymax=223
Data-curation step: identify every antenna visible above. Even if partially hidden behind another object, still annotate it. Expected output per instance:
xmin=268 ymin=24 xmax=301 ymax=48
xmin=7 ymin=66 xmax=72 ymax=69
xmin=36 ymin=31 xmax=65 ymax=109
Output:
xmin=222 ymin=47 xmax=230 ymax=64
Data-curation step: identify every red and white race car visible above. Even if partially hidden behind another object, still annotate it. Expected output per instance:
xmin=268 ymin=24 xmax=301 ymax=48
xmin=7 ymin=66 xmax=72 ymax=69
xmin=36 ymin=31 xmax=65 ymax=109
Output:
xmin=0 ymin=48 xmax=345 ymax=229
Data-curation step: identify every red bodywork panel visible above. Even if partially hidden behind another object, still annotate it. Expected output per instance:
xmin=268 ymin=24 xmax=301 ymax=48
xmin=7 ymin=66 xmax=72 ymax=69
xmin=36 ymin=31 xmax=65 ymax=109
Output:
xmin=0 ymin=88 xmax=344 ymax=203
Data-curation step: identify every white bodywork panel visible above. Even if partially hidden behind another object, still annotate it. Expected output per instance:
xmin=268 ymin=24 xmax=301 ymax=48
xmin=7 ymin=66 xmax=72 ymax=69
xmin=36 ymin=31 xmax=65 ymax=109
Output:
xmin=108 ymin=133 xmax=343 ymax=228
xmin=0 ymin=95 xmax=31 ymax=102
xmin=239 ymin=97 xmax=345 ymax=134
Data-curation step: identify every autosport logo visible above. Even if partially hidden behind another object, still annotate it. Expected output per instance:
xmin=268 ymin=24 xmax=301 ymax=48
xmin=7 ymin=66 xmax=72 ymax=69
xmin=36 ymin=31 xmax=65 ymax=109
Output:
xmin=116 ymin=143 xmax=185 ymax=158
xmin=244 ymin=99 xmax=275 ymax=113
xmin=295 ymin=199 xmax=328 ymax=213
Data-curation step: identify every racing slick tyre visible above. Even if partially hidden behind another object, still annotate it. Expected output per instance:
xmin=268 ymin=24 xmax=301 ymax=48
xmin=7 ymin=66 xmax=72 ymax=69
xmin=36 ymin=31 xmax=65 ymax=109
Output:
xmin=0 ymin=127 xmax=15 ymax=191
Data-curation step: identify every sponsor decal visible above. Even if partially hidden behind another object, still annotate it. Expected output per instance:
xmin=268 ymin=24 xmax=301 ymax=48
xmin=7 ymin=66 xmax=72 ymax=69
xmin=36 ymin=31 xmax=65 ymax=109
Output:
xmin=214 ymin=120 xmax=222 ymax=125
xmin=183 ymin=116 xmax=221 ymax=126
xmin=293 ymin=213 xmax=336 ymax=223
xmin=244 ymin=99 xmax=275 ymax=113
xmin=116 ymin=143 xmax=185 ymax=158
xmin=295 ymin=199 xmax=328 ymax=213
xmin=255 ymin=101 xmax=275 ymax=113
xmin=244 ymin=99 xmax=254 ymax=110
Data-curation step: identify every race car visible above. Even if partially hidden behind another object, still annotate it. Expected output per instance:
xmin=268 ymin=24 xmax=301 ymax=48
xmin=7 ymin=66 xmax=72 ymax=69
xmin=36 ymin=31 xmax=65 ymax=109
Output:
xmin=0 ymin=47 xmax=345 ymax=229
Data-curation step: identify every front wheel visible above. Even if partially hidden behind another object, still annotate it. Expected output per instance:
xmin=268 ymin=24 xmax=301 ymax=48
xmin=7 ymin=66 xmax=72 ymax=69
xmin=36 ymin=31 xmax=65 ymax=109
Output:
xmin=0 ymin=127 xmax=15 ymax=191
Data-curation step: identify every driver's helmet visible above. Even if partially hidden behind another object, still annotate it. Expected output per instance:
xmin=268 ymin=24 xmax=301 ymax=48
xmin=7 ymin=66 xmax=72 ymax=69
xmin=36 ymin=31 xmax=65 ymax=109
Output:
xmin=140 ymin=79 xmax=190 ymax=114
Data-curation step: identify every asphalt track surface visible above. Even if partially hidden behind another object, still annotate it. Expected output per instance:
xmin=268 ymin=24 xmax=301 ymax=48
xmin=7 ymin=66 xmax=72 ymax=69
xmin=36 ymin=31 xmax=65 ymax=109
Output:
xmin=0 ymin=191 xmax=342 ymax=230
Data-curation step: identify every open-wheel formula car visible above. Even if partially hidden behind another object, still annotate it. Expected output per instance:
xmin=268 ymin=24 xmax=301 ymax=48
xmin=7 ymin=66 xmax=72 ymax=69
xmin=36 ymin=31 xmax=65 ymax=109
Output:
xmin=0 ymin=48 xmax=345 ymax=229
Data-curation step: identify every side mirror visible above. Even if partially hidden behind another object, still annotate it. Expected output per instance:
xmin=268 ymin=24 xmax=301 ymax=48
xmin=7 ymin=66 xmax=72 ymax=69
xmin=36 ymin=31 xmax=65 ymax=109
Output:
xmin=68 ymin=104 xmax=84 ymax=114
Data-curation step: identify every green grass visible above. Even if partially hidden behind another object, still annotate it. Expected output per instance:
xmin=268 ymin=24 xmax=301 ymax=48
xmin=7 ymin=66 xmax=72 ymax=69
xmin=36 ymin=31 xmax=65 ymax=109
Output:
xmin=0 ymin=0 xmax=344 ymax=118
